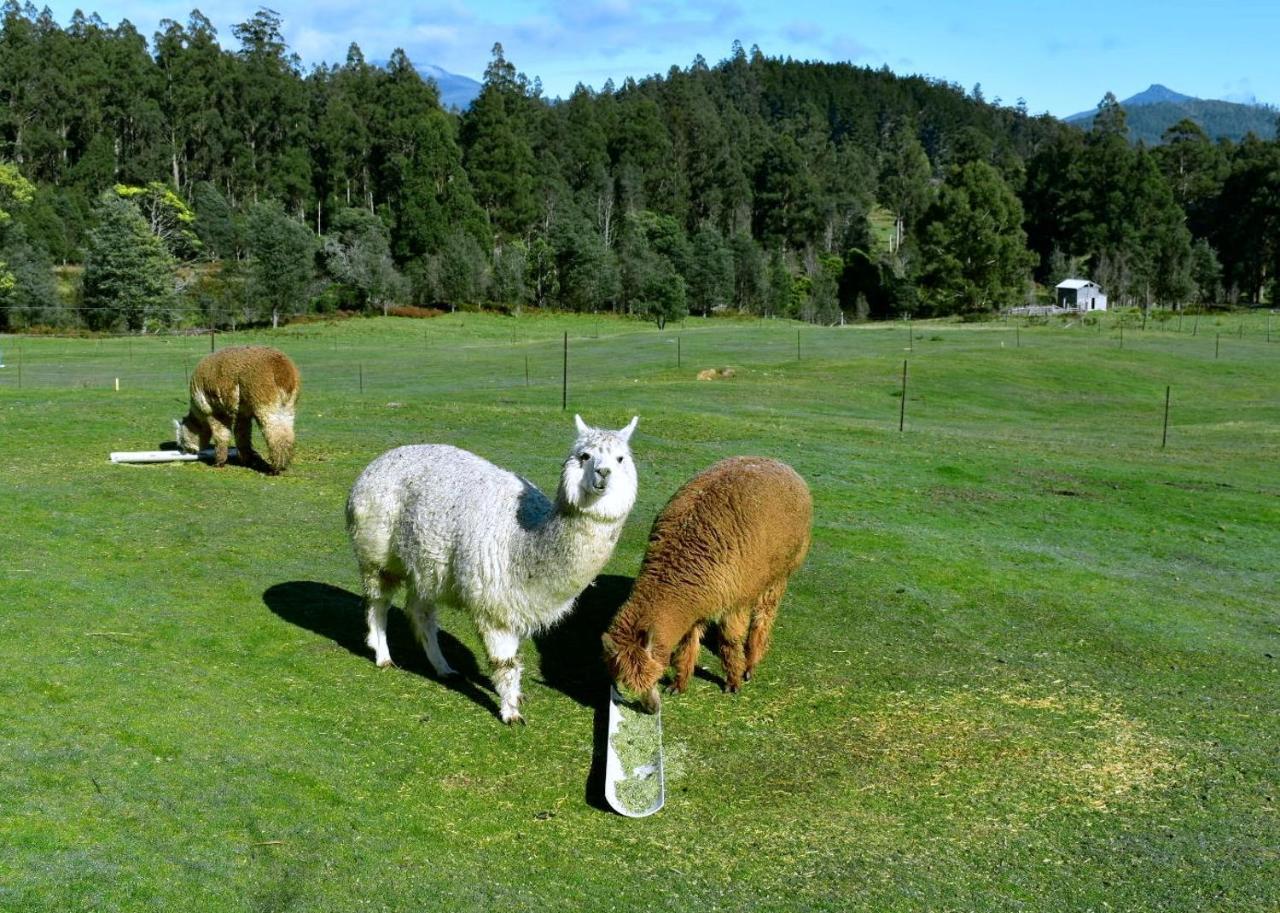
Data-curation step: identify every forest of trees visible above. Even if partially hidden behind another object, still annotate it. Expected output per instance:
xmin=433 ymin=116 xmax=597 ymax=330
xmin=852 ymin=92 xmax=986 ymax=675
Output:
xmin=1 ymin=3 xmax=1278 ymax=332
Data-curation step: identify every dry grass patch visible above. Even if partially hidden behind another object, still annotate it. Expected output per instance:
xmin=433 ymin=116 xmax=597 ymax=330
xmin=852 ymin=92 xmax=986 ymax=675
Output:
xmin=853 ymin=681 xmax=1182 ymax=813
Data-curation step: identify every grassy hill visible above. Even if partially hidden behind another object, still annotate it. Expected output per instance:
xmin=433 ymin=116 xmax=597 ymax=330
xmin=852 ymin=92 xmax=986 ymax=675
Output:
xmin=2 ymin=312 xmax=1277 ymax=912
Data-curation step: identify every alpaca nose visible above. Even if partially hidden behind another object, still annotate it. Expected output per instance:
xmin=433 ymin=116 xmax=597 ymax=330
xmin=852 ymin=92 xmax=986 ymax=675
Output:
xmin=596 ymin=466 xmax=610 ymax=480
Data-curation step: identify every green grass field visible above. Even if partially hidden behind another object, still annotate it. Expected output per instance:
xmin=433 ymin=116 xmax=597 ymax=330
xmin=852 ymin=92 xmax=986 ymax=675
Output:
xmin=1 ymin=311 xmax=1277 ymax=912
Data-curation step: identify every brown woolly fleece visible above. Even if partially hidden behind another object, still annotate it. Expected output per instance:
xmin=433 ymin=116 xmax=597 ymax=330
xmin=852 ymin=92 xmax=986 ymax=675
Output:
xmin=603 ymin=456 xmax=812 ymax=711
xmin=176 ymin=345 xmax=300 ymax=473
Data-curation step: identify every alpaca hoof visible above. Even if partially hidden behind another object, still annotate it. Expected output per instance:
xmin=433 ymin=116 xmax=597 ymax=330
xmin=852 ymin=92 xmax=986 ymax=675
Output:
xmin=376 ymin=658 xmax=393 ymax=669
xmin=664 ymin=682 xmax=686 ymax=696
xmin=723 ymin=682 xmax=741 ymax=694
xmin=743 ymin=670 xmax=752 ymax=682
xmin=502 ymin=711 xmax=526 ymax=726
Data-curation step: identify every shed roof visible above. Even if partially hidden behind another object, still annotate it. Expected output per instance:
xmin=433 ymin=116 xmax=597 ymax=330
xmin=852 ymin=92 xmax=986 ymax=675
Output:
xmin=1056 ymin=279 xmax=1100 ymax=290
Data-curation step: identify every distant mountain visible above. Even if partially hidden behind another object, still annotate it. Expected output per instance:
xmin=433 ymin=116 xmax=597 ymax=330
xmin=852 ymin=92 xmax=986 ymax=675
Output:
xmin=417 ymin=64 xmax=482 ymax=110
xmin=1117 ymin=84 xmax=1196 ymax=107
xmin=1066 ymin=84 xmax=1278 ymax=144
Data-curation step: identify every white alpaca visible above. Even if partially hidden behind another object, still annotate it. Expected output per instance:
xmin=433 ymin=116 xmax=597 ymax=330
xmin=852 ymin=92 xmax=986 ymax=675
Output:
xmin=345 ymin=414 xmax=640 ymax=724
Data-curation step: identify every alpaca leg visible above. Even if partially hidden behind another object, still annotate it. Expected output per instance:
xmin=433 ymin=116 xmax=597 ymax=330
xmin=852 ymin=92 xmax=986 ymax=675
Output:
xmin=717 ymin=607 xmax=751 ymax=694
xmin=745 ymin=579 xmax=788 ymax=682
xmin=667 ymin=622 xmax=705 ymax=695
xmin=482 ymin=627 xmax=524 ymax=725
xmin=207 ymin=416 xmax=232 ymax=467
xmin=405 ymin=590 xmax=456 ymax=678
xmin=233 ymin=413 xmax=258 ymax=467
xmin=362 ymin=572 xmax=397 ymax=668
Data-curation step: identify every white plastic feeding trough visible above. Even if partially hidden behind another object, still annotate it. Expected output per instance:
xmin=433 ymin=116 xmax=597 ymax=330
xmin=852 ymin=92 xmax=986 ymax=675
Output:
xmin=109 ymin=447 xmax=238 ymax=464
xmin=603 ymin=686 xmax=665 ymax=817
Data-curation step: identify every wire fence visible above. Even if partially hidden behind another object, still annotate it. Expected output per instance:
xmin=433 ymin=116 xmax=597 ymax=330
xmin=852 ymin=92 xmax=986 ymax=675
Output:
xmin=1 ymin=314 xmax=1277 ymax=454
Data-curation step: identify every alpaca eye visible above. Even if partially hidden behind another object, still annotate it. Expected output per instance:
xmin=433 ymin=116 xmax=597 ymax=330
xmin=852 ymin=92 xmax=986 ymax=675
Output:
xmin=578 ymin=453 xmax=590 ymax=462
xmin=616 ymin=456 xmax=624 ymax=463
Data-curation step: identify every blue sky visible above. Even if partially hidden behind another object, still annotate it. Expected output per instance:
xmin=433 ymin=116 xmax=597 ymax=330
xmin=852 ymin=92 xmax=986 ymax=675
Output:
xmin=37 ymin=0 xmax=1280 ymax=116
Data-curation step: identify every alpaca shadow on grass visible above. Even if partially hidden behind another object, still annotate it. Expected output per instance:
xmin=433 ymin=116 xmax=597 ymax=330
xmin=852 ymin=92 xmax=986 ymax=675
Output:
xmin=262 ymin=581 xmax=497 ymax=718
xmin=531 ymin=573 xmax=633 ymax=813
xmin=691 ymin=626 xmax=729 ymax=690
xmin=532 ymin=573 xmax=633 ymax=707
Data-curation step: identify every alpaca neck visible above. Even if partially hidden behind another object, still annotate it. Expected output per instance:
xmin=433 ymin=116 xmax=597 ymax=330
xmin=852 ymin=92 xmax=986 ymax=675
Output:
xmin=613 ymin=589 xmax=672 ymax=659
xmin=514 ymin=492 xmax=626 ymax=604
xmin=608 ymin=595 xmax=669 ymax=691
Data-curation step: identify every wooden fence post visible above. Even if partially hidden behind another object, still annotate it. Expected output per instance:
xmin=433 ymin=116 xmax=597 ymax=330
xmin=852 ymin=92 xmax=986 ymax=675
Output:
xmin=899 ymin=359 xmax=908 ymax=432
xmin=1161 ymin=385 xmax=1171 ymax=449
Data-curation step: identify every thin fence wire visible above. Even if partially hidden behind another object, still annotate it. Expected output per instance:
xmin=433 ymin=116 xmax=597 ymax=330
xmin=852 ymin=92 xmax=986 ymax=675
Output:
xmin=1 ymin=317 xmax=1276 ymax=454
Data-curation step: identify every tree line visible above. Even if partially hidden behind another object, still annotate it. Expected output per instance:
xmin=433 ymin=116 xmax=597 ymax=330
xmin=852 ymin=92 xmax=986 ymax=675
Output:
xmin=1 ymin=4 xmax=1277 ymax=332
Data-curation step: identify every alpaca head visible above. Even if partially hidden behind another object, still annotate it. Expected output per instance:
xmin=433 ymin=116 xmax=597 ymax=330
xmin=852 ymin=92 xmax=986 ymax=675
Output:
xmin=173 ymin=415 xmax=203 ymax=453
xmin=559 ymin=414 xmax=639 ymax=520
xmin=602 ymin=623 xmax=664 ymax=713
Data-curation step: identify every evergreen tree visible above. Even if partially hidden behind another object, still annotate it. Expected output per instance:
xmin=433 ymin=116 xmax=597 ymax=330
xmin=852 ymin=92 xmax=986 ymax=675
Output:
xmin=638 ymin=255 xmax=687 ymax=329
xmin=0 ymin=234 xmax=62 ymax=327
xmin=460 ymin=44 xmax=538 ymax=238
xmin=729 ymin=232 xmax=766 ymax=313
xmin=877 ymin=121 xmax=933 ymax=258
xmin=755 ymin=131 xmax=823 ymax=250
xmin=436 ymin=228 xmax=489 ymax=309
xmin=1129 ymin=148 xmax=1194 ymax=308
xmin=1211 ymin=136 xmax=1280 ymax=304
xmin=554 ymin=211 xmax=617 ymax=312
xmin=916 ymin=161 xmax=1034 ymax=317
xmin=1189 ymin=238 xmax=1222 ymax=306
xmin=321 ymin=207 xmax=405 ymax=314
xmin=803 ymin=254 xmax=842 ymax=324
xmin=192 ymin=180 xmax=240 ymax=260
xmin=686 ymin=225 xmax=733 ymax=315
xmin=376 ymin=49 xmax=486 ymax=263
xmin=154 ymin=12 xmax=227 ymax=195
xmin=525 ymin=233 xmax=558 ymax=309
xmin=245 ymin=199 xmax=315 ymax=327
xmin=490 ymin=240 xmax=528 ymax=310
xmin=82 ymin=193 xmax=176 ymax=331
xmin=1154 ymin=119 xmax=1226 ymax=239
xmin=766 ymin=250 xmax=795 ymax=318
xmin=229 ymin=9 xmax=310 ymax=207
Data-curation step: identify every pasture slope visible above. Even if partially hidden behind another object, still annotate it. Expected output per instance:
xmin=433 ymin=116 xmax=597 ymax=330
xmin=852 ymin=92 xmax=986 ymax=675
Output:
xmin=1 ymin=311 xmax=1277 ymax=912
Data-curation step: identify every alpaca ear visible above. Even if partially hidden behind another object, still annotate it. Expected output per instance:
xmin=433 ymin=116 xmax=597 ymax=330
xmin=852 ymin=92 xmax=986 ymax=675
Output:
xmin=574 ymin=413 xmax=589 ymax=436
xmin=641 ymin=629 xmax=654 ymax=655
xmin=619 ymin=415 xmax=639 ymax=442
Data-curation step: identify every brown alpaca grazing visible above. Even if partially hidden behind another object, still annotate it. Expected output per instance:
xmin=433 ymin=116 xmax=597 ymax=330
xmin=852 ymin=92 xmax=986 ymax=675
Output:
xmin=175 ymin=345 xmax=300 ymax=473
xmin=603 ymin=456 xmax=812 ymax=712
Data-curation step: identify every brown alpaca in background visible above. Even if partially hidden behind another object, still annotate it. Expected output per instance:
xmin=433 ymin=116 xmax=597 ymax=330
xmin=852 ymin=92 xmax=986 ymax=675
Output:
xmin=175 ymin=345 xmax=300 ymax=473
xmin=603 ymin=456 xmax=812 ymax=712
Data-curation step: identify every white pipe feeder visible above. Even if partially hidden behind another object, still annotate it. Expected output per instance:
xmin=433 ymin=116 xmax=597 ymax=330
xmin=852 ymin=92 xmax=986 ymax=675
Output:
xmin=109 ymin=448 xmax=239 ymax=464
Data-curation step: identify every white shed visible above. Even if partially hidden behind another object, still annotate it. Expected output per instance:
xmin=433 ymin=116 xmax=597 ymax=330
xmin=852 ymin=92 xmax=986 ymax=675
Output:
xmin=1056 ymin=279 xmax=1107 ymax=311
